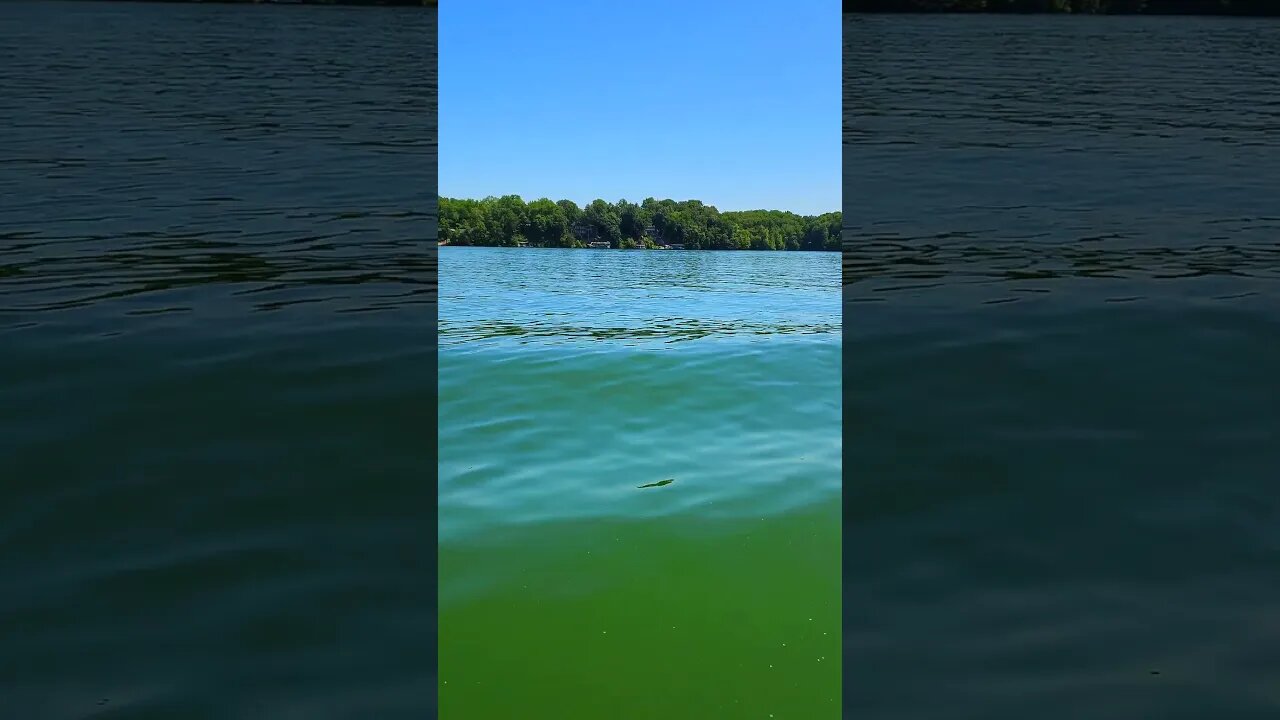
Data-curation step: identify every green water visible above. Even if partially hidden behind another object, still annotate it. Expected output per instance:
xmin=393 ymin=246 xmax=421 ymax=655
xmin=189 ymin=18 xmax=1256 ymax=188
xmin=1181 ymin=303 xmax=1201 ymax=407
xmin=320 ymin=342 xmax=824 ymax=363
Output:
xmin=438 ymin=247 xmax=841 ymax=718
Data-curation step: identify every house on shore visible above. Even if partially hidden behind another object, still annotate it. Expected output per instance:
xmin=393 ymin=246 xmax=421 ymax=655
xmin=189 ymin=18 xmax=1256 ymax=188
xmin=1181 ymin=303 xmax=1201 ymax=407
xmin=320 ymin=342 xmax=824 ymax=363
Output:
xmin=571 ymin=221 xmax=598 ymax=244
xmin=644 ymin=224 xmax=686 ymax=249
xmin=574 ymin=221 xmax=616 ymax=248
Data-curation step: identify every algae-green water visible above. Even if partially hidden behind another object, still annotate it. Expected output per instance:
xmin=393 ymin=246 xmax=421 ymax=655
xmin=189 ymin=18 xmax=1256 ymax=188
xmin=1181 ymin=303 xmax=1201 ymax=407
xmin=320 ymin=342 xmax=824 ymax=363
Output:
xmin=439 ymin=247 xmax=842 ymax=718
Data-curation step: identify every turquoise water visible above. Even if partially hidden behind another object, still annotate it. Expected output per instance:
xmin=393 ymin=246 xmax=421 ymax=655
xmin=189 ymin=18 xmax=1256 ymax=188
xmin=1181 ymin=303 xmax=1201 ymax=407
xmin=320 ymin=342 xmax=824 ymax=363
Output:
xmin=439 ymin=247 xmax=841 ymax=718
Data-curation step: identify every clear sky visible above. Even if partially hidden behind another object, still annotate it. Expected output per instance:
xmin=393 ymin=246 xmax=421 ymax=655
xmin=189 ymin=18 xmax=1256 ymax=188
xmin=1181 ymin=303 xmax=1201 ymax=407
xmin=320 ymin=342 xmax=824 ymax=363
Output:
xmin=440 ymin=0 xmax=840 ymax=216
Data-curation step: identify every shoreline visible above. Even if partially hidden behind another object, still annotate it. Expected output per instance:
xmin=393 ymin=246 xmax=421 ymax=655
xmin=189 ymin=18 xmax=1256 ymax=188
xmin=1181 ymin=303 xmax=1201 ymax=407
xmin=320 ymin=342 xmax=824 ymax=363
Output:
xmin=438 ymin=243 xmax=840 ymax=253
xmin=441 ymin=196 xmax=841 ymax=252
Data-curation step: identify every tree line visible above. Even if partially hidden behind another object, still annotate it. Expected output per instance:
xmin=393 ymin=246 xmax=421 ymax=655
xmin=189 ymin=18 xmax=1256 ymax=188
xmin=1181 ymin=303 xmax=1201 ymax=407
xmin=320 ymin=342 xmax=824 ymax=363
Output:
xmin=440 ymin=196 xmax=842 ymax=252
xmin=845 ymin=0 xmax=1279 ymax=13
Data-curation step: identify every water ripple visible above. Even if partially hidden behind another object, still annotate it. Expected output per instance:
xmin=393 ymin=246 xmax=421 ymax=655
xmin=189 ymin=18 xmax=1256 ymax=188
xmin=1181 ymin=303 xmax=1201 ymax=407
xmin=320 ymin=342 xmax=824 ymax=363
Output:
xmin=844 ymin=15 xmax=1280 ymax=719
xmin=0 ymin=1 xmax=438 ymax=325
xmin=0 ymin=3 xmax=437 ymax=717
xmin=439 ymin=248 xmax=841 ymax=540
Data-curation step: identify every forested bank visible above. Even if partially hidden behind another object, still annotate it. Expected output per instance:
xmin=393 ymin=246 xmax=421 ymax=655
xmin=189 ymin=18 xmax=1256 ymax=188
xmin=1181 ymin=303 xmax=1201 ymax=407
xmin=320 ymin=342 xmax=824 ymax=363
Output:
xmin=440 ymin=197 xmax=842 ymax=252
xmin=845 ymin=0 xmax=1280 ymax=13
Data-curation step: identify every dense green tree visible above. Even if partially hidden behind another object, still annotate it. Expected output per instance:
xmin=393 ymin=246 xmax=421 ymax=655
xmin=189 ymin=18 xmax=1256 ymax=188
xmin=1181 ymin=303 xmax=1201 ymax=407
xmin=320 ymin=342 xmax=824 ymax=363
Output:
xmin=617 ymin=200 xmax=650 ymax=241
xmin=583 ymin=199 xmax=623 ymax=247
xmin=485 ymin=195 xmax=527 ymax=248
xmin=525 ymin=198 xmax=570 ymax=247
xmin=439 ymin=196 xmax=841 ymax=252
xmin=556 ymin=199 xmax=583 ymax=227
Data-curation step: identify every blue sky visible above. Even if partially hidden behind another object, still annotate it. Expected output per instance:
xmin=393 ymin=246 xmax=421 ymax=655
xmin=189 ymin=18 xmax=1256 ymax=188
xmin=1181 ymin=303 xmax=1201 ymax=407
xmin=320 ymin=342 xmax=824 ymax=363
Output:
xmin=440 ymin=0 xmax=840 ymax=216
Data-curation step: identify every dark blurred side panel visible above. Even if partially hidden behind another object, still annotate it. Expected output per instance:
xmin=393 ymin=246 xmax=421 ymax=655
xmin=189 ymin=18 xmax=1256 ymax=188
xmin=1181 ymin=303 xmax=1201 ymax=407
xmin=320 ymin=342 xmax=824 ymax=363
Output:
xmin=0 ymin=2 xmax=437 ymax=718
xmin=844 ymin=6 xmax=1280 ymax=720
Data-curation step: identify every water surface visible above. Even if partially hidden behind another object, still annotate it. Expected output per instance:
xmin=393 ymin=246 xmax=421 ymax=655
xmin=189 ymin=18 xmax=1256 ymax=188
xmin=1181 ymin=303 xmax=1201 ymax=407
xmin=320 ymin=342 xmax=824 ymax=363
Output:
xmin=845 ymin=14 xmax=1280 ymax=719
xmin=439 ymin=247 xmax=841 ymax=718
xmin=0 ymin=3 xmax=437 ymax=717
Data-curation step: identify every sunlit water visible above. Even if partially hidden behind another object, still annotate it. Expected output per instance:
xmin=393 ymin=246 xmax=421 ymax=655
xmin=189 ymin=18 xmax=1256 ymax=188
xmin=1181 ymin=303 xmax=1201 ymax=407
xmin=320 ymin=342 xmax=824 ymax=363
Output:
xmin=439 ymin=247 xmax=841 ymax=718
xmin=845 ymin=14 xmax=1280 ymax=719
xmin=0 ymin=3 xmax=437 ymax=717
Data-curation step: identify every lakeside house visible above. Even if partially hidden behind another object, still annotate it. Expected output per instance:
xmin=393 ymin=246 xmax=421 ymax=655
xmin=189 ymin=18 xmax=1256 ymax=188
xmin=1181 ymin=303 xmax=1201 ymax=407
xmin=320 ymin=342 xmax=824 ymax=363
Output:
xmin=642 ymin=224 xmax=686 ymax=249
xmin=571 ymin=221 xmax=598 ymax=244
xmin=573 ymin=221 xmax=622 ymax=249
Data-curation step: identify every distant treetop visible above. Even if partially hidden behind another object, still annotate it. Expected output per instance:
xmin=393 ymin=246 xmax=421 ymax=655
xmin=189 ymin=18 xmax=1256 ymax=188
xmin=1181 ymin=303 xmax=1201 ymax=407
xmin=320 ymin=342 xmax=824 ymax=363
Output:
xmin=440 ymin=196 xmax=841 ymax=252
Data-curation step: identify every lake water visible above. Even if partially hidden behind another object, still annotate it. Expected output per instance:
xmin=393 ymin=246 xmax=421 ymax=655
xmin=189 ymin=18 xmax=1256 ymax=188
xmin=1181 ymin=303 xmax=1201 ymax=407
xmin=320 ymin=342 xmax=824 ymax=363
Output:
xmin=0 ymin=2 xmax=437 ymax=717
xmin=845 ymin=14 xmax=1280 ymax=719
xmin=439 ymin=247 xmax=842 ymax=718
